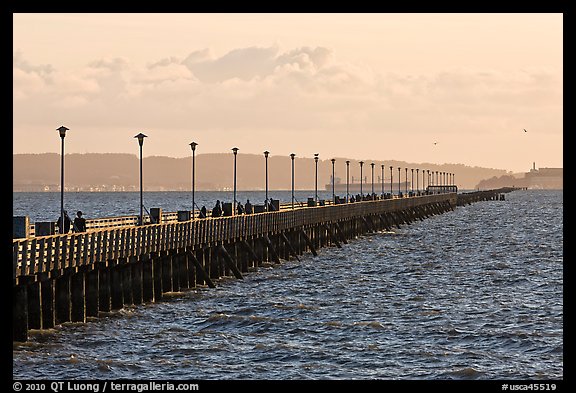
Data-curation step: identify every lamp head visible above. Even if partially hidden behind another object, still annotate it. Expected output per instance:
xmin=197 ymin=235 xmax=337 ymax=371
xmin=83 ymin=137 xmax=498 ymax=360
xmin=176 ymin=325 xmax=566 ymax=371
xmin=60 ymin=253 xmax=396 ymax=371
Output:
xmin=232 ymin=147 xmax=239 ymax=154
xmin=264 ymin=150 xmax=269 ymax=158
xmin=290 ymin=153 xmax=296 ymax=159
xmin=57 ymin=126 xmax=69 ymax=138
xmin=134 ymin=132 xmax=147 ymax=146
xmin=189 ymin=142 xmax=198 ymax=151
xmin=331 ymin=158 xmax=335 ymax=164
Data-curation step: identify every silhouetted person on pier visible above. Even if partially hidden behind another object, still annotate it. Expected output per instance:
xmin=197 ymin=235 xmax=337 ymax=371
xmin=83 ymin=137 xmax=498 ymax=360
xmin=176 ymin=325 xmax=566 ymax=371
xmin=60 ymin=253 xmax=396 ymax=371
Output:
xmin=199 ymin=206 xmax=207 ymax=218
xmin=245 ymin=199 xmax=253 ymax=214
xmin=350 ymin=195 xmax=355 ymax=203
xmin=57 ymin=210 xmax=71 ymax=234
xmin=237 ymin=202 xmax=244 ymax=215
xmin=212 ymin=200 xmax=222 ymax=217
xmin=73 ymin=211 xmax=86 ymax=232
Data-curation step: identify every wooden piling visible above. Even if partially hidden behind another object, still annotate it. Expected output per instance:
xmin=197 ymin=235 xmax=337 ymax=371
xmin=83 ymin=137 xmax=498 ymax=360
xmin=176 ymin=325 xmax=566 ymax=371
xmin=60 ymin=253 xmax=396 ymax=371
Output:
xmin=109 ymin=265 xmax=124 ymax=310
xmin=121 ymin=262 xmax=133 ymax=306
xmin=85 ymin=269 xmax=99 ymax=317
xmin=132 ymin=261 xmax=143 ymax=304
xmin=152 ymin=256 xmax=163 ymax=301
xmin=300 ymin=228 xmax=318 ymax=256
xmin=71 ymin=270 xmax=86 ymax=323
xmin=41 ymin=279 xmax=55 ymax=328
xmin=98 ymin=264 xmax=111 ymax=312
xmin=13 ymin=284 xmax=28 ymax=342
xmin=27 ymin=281 xmax=41 ymax=329
xmin=186 ymin=249 xmax=216 ymax=288
xmin=218 ymin=245 xmax=244 ymax=279
xmin=55 ymin=273 xmax=71 ymax=324
xmin=141 ymin=255 xmax=154 ymax=302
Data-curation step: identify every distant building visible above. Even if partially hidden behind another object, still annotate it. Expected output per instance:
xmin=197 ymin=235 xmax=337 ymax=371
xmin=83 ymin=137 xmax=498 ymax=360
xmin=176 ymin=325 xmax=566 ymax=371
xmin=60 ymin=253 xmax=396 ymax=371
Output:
xmin=525 ymin=162 xmax=563 ymax=189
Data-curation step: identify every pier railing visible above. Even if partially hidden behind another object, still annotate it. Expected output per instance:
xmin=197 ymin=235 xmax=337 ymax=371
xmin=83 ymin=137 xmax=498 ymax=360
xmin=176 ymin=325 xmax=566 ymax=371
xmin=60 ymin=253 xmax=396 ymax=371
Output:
xmin=20 ymin=191 xmax=445 ymax=238
xmin=13 ymin=193 xmax=456 ymax=280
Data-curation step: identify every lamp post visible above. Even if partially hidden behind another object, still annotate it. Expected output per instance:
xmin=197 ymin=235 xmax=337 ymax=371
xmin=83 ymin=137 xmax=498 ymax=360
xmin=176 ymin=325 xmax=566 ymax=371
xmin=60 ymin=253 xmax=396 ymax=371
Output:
xmin=370 ymin=163 xmax=375 ymax=200
xmin=389 ymin=166 xmax=393 ymax=196
xmin=290 ymin=153 xmax=296 ymax=209
xmin=381 ymin=164 xmax=385 ymax=198
xmin=397 ymin=167 xmax=401 ymax=197
xmin=232 ymin=147 xmax=239 ymax=215
xmin=264 ymin=151 xmax=269 ymax=209
xmin=427 ymin=170 xmax=430 ymax=192
xmin=189 ymin=142 xmax=198 ymax=219
xmin=359 ymin=161 xmax=364 ymax=198
xmin=436 ymin=171 xmax=439 ymax=187
xmin=416 ymin=169 xmax=419 ymax=194
xmin=346 ymin=160 xmax=350 ymax=203
xmin=405 ymin=167 xmax=408 ymax=195
xmin=134 ymin=132 xmax=147 ymax=225
xmin=422 ymin=169 xmax=425 ymax=194
xmin=411 ymin=168 xmax=414 ymax=195
xmin=331 ymin=158 xmax=336 ymax=204
xmin=314 ymin=153 xmax=319 ymax=203
xmin=57 ymin=126 xmax=69 ymax=233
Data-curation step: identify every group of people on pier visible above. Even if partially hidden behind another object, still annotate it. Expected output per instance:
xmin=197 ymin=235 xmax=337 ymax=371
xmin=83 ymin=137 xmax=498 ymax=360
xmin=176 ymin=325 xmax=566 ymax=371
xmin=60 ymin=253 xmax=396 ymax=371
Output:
xmin=56 ymin=210 xmax=86 ymax=233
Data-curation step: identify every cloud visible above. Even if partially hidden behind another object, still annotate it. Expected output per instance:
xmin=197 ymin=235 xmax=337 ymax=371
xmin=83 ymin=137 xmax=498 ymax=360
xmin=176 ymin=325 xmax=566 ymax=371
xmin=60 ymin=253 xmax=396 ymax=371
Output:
xmin=13 ymin=46 xmax=562 ymax=138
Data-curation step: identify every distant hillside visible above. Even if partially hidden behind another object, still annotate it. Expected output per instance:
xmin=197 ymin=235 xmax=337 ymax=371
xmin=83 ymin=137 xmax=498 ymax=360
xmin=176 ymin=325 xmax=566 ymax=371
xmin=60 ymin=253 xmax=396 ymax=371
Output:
xmin=13 ymin=153 xmax=509 ymax=191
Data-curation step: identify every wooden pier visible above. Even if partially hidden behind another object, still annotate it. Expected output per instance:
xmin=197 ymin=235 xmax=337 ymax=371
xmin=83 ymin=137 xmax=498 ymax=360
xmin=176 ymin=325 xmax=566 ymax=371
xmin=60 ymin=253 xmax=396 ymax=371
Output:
xmin=12 ymin=188 xmax=517 ymax=342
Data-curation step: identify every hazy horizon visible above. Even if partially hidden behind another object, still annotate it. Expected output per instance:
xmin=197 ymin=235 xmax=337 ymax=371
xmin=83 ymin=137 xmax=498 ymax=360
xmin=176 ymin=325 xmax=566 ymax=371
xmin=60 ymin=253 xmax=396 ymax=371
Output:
xmin=13 ymin=13 xmax=562 ymax=173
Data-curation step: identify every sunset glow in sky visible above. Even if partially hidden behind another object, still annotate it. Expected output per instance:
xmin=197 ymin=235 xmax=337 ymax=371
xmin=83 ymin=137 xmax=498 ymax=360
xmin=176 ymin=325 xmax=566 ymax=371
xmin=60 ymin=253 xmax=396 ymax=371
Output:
xmin=13 ymin=13 xmax=562 ymax=173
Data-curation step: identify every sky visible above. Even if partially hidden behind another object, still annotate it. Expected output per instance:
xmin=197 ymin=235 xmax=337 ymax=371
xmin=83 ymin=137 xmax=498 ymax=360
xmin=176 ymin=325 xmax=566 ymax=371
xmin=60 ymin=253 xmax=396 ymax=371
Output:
xmin=13 ymin=13 xmax=562 ymax=173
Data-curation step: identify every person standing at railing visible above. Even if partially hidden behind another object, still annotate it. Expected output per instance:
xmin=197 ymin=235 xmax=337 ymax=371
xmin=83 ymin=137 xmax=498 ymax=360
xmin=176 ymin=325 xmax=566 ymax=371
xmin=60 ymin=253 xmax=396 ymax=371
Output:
xmin=56 ymin=210 xmax=71 ymax=234
xmin=245 ymin=199 xmax=253 ymax=214
xmin=73 ymin=211 xmax=86 ymax=232
xmin=212 ymin=200 xmax=222 ymax=217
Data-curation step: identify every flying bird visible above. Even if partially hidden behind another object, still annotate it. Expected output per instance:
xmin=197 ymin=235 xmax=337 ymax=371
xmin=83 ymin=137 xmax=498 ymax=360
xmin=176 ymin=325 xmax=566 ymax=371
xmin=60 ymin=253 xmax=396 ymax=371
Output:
xmin=434 ymin=142 xmax=438 ymax=145
xmin=524 ymin=129 xmax=527 ymax=132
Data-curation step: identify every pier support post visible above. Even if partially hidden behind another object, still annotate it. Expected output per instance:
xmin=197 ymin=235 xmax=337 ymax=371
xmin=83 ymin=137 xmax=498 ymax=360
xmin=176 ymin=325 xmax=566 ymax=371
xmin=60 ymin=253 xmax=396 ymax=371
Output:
xmin=162 ymin=253 xmax=173 ymax=293
xmin=281 ymin=232 xmax=300 ymax=261
xmin=263 ymin=235 xmax=280 ymax=264
xmin=170 ymin=251 xmax=180 ymax=292
xmin=132 ymin=260 xmax=143 ymax=305
xmin=141 ymin=255 xmax=154 ymax=303
xmin=178 ymin=251 xmax=189 ymax=290
xmin=152 ymin=255 xmax=163 ymax=301
xmin=209 ymin=246 xmax=220 ymax=280
xmin=300 ymin=229 xmax=317 ymax=257
xmin=254 ymin=237 xmax=264 ymax=265
xmin=13 ymin=284 xmax=28 ymax=342
xmin=85 ymin=268 xmax=99 ymax=317
xmin=71 ymin=270 xmax=86 ymax=323
xmin=218 ymin=245 xmax=244 ymax=279
xmin=187 ymin=248 xmax=215 ymax=288
xmin=122 ymin=262 xmax=133 ymax=306
xmin=41 ymin=279 xmax=55 ymax=329
xmin=109 ymin=265 xmax=124 ymax=310
xmin=55 ymin=273 xmax=71 ymax=324
xmin=98 ymin=264 xmax=111 ymax=312
xmin=27 ymin=281 xmax=42 ymax=330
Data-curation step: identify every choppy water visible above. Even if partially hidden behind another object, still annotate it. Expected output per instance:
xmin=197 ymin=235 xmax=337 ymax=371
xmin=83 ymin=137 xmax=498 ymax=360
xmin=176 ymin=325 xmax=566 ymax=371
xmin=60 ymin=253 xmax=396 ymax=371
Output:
xmin=12 ymin=190 xmax=563 ymax=380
